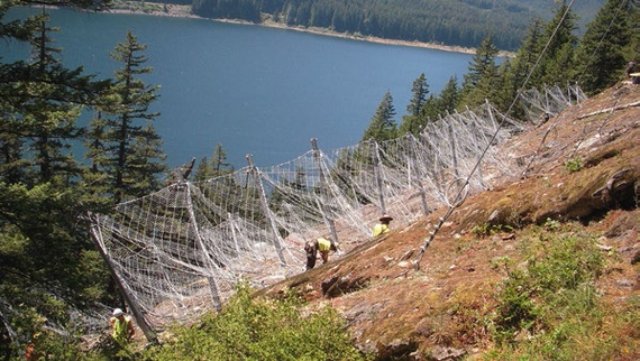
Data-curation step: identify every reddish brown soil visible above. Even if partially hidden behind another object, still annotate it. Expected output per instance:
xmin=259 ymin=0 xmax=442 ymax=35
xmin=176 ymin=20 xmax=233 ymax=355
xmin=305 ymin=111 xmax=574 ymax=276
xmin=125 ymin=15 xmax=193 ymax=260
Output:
xmin=261 ymin=84 xmax=640 ymax=360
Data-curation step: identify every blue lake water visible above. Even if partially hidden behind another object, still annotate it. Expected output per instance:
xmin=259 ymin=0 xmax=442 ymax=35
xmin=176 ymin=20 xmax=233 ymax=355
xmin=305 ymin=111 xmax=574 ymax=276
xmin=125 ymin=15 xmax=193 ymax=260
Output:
xmin=4 ymin=7 xmax=474 ymax=168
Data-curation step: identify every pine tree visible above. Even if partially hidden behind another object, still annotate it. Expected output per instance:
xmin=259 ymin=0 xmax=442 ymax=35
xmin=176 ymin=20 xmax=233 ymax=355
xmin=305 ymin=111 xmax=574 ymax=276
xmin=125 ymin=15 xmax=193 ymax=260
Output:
xmin=439 ymin=76 xmax=459 ymax=114
xmin=194 ymin=144 xmax=233 ymax=182
xmin=407 ymin=73 xmax=429 ymax=117
xmin=128 ymin=121 xmax=166 ymax=196
xmin=400 ymin=74 xmax=429 ymax=135
xmin=101 ymin=31 xmax=166 ymax=201
xmin=1 ymin=3 xmax=116 ymax=357
xmin=538 ymin=2 xmax=578 ymax=86
xmin=507 ymin=19 xmax=545 ymax=91
xmin=574 ymin=0 xmax=633 ymax=94
xmin=24 ymin=14 xmax=85 ymax=183
xmin=210 ymin=143 xmax=232 ymax=176
xmin=362 ymin=91 xmax=397 ymax=141
xmin=460 ymin=36 xmax=500 ymax=108
xmin=195 ymin=156 xmax=212 ymax=182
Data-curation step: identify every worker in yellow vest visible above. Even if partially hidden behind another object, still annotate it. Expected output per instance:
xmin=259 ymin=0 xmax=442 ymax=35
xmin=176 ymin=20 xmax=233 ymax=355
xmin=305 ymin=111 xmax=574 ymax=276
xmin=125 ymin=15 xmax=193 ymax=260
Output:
xmin=372 ymin=214 xmax=393 ymax=236
xmin=304 ymin=236 xmax=337 ymax=270
xmin=109 ymin=308 xmax=135 ymax=345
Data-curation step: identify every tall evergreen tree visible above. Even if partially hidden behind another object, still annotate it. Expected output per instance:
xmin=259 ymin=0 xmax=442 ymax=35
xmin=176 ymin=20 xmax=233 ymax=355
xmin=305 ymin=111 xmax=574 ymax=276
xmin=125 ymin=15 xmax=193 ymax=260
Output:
xmin=362 ymin=91 xmax=397 ymax=141
xmin=574 ymin=0 xmax=633 ymax=94
xmin=1 ymin=2 xmax=115 ymax=358
xmin=538 ymin=2 xmax=578 ymax=86
xmin=460 ymin=36 xmax=500 ymax=108
xmin=439 ymin=76 xmax=459 ymax=114
xmin=22 ymin=14 xmax=85 ymax=183
xmin=407 ymin=73 xmax=429 ymax=117
xmin=400 ymin=73 xmax=430 ymax=135
xmin=128 ymin=121 xmax=166 ymax=195
xmin=95 ymin=31 xmax=166 ymax=201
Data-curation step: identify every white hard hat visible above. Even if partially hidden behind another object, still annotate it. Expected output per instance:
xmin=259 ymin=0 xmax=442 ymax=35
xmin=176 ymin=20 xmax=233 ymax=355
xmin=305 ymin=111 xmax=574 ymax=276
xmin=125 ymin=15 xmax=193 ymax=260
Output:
xmin=112 ymin=308 xmax=124 ymax=317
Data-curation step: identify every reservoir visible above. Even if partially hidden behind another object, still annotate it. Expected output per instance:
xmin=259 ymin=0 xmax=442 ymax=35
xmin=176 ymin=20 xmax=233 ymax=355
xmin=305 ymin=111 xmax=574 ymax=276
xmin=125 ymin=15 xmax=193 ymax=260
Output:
xmin=5 ymin=7 xmax=474 ymax=167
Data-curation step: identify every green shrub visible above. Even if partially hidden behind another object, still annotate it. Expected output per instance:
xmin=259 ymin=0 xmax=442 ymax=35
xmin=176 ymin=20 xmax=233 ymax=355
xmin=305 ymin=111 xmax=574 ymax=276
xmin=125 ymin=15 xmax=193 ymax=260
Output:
xmin=142 ymin=283 xmax=369 ymax=361
xmin=564 ymin=157 xmax=583 ymax=173
xmin=485 ymin=230 xmax=640 ymax=360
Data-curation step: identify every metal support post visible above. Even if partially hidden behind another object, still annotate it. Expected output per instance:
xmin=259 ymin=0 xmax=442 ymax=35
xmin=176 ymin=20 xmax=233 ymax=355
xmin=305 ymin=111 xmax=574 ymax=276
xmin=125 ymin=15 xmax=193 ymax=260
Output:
xmin=185 ymin=184 xmax=223 ymax=311
xmin=88 ymin=213 xmax=158 ymax=343
xmin=311 ymin=138 xmax=339 ymax=247
xmin=446 ymin=119 xmax=460 ymax=188
xmin=373 ymin=141 xmax=386 ymax=214
xmin=246 ymin=154 xmax=287 ymax=266
xmin=407 ymin=135 xmax=429 ymax=216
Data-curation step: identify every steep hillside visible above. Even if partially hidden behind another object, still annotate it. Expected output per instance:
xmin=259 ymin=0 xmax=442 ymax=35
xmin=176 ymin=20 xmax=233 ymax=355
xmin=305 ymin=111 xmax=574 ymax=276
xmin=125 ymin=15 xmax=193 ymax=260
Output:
xmin=262 ymin=83 xmax=640 ymax=360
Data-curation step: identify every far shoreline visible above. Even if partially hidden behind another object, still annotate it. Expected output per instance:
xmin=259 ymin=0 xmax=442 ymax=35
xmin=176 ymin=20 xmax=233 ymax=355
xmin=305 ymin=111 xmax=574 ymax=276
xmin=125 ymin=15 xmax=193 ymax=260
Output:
xmin=96 ymin=2 xmax=513 ymax=57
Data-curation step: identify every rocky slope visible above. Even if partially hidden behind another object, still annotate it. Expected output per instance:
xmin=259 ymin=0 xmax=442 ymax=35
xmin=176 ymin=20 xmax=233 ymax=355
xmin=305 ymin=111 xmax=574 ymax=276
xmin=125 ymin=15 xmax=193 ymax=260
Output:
xmin=261 ymin=83 xmax=640 ymax=360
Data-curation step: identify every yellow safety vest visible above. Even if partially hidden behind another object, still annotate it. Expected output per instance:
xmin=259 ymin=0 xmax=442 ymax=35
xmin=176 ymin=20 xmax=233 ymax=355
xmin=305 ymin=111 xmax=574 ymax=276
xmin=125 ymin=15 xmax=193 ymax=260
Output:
xmin=111 ymin=316 xmax=131 ymax=343
xmin=372 ymin=223 xmax=389 ymax=237
xmin=317 ymin=237 xmax=332 ymax=252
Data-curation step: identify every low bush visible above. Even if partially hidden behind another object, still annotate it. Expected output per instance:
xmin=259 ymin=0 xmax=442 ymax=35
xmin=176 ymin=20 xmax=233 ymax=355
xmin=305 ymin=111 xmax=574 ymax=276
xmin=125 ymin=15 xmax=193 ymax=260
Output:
xmin=486 ymin=230 xmax=640 ymax=360
xmin=141 ymin=283 xmax=369 ymax=361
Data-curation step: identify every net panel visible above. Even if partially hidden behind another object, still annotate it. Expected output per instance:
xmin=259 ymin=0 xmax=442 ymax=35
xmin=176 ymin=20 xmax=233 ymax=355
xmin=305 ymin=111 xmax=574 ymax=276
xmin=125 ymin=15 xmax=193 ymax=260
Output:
xmin=90 ymin=87 xmax=583 ymax=330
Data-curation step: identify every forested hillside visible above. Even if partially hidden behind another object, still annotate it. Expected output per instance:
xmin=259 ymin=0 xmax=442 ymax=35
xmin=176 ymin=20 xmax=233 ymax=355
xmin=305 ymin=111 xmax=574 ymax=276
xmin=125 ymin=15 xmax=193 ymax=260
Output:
xmin=189 ymin=0 xmax=604 ymax=50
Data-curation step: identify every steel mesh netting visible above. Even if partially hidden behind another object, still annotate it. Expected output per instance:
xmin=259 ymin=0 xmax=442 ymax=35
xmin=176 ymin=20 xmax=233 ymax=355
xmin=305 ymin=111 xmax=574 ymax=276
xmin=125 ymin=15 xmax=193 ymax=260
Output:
xmin=90 ymin=86 xmax=584 ymax=330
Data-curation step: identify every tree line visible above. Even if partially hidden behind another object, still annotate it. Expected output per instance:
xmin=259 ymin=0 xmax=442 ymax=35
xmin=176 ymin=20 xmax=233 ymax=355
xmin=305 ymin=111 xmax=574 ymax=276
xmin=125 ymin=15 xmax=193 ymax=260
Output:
xmin=361 ymin=0 xmax=639 ymax=142
xmin=188 ymin=0 xmax=605 ymax=50
xmin=0 ymin=0 xmax=174 ymax=357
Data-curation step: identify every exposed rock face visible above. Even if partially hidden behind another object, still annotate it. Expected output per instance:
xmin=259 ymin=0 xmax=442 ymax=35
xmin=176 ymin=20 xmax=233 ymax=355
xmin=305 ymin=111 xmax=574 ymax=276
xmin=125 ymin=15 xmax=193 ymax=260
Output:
xmin=262 ymin=85 xmax=640 ymax=360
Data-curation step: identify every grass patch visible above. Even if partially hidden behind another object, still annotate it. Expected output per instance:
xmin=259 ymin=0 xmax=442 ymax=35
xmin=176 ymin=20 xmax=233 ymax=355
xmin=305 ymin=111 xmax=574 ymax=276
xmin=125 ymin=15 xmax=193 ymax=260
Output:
xmin=564 ymin=156 xmax=583 ymax=173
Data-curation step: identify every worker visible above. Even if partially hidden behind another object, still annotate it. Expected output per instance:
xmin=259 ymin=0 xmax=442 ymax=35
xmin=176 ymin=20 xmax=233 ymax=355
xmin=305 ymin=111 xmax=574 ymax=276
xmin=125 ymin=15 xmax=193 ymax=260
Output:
xmin=304 ymin=236 xmax=337 ymax=270
xmin=109 ymin=308 xmax=135 ymax=345
xmin=24 ymin=332 xmax=41 ymax=361
xmin=372 ymin=214 xmax=393 ymax=236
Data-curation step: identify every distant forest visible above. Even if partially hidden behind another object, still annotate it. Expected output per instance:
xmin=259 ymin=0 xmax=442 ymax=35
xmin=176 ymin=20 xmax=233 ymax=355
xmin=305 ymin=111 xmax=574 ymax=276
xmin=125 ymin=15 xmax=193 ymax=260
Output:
xmin=180 ymin=0 xmax=604 ymax=50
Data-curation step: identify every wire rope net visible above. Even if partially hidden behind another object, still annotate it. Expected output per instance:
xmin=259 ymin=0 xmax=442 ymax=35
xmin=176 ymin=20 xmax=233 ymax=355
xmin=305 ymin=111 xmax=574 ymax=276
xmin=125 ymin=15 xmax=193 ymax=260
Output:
xmin=90 ymin=86 xmax=584 ymax=331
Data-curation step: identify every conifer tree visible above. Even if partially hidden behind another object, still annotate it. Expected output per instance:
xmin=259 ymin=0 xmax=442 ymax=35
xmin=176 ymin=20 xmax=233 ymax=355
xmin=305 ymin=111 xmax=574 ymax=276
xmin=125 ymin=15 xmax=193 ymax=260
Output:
xmin=128 ymin=121 xmax=166 ymax=196
xmin=195 ymin=144 xmax=233 ymax=181
xmin=574 ymin=0 xmax=633 ymax=94
xmin=538 ymin=2 xmax=578 ymax=86
xmin=505 ymin=19 xmax=545 ymax=93
xmin=97 ymin=31 xmax=166 ymax=201
xmin=362 ymin=91 xmax=397 ymax=141
xmin=407 ymin=73 xmax=429 ymax=117
xmin=195 ymin=156 xmax=212 ymax=182
xmin=400 ymin=73 xmax=429 ymax=135
xmin=460 ymin=36 xmax=500 ymax=107
xmin=439 ymin=76 xmax=459 ymax=114
xmin=1 ymin=3 xmax=115 ymax=357
xmin=23 ymin=14 xmax=85 ymax=183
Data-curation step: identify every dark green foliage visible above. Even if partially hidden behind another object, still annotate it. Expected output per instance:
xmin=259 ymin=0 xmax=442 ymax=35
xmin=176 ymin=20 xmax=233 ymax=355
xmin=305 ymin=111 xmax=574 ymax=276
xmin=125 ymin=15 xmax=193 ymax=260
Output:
xmin=0 ymin=2 xmax=169 ymax=359
xmin=141 ymin=283 xmax=369 ymax=361
xmin=400 ymin=73 xmax=429 ymax=135
xmin=87 ymin=31 xmax=167 ymax=201
xmin=194 ymin=143 xmax=234 ymax=181
xmin=362 ymin=91 xmax=397 ymax=142
xmin=574 ymin=0 xmax=633 ymax=94
xmin=191 ymin=0 xmax=606 ymax=50
xmin=459 ymin=36 xmax=501 ymax=108
xmin=492 ymin=230 xmax=603 ymax=345
xmin=537 ymin=3 xmax=579 ymax=87
xmin=487 ymin=228 xmax=640 ymax=360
